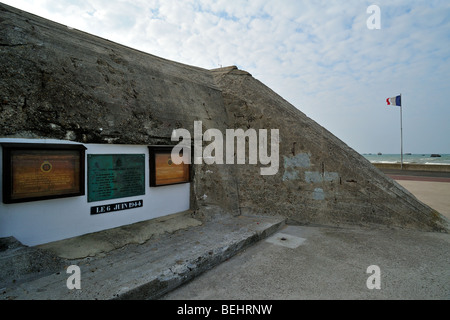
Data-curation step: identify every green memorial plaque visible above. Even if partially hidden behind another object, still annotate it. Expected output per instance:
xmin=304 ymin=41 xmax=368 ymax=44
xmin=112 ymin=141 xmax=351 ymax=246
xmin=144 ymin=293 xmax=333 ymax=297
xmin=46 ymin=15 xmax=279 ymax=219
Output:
xmin=88 ymin=154 xmax=145 ymax=202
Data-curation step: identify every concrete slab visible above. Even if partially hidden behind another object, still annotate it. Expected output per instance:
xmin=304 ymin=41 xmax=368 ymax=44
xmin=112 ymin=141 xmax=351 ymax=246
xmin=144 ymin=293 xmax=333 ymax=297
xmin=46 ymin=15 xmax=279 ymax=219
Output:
xmin=162 ymin=224 xmax=450 ymax=300
xmin=0 ymin=237 xmax=65 ymax=289
xmin=0 ymin=214 xmax=285 ymax=300
xmin=265 ymin=227 xmax=307 ymax=249
xmin=37 ymin=210 xmax=203 ymax=259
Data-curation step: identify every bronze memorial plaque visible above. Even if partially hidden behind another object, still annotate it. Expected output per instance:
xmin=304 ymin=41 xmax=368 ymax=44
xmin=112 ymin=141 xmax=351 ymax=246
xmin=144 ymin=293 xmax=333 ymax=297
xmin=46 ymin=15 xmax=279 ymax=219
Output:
xmin=1 ymin=144 xmax=86 ymax=203
xmin=149 ymin=146 xmax=190 ymax=187
xmin=88 ymin=154 xmax=145 ymax=202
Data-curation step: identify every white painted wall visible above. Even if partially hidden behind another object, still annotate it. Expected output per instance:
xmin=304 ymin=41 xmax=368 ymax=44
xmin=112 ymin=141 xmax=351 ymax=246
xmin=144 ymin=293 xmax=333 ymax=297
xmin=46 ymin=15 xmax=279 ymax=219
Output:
xmin=0 ymin=138 xmax=190 ymax=246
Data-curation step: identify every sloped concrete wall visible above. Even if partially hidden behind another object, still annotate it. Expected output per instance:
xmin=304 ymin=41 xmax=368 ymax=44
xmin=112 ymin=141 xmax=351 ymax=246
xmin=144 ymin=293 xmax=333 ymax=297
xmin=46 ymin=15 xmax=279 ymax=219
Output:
xmin=1 ymin=3 xmax=447 ymax=234
xmin=212 ymin=68 xmax=447 ymax=231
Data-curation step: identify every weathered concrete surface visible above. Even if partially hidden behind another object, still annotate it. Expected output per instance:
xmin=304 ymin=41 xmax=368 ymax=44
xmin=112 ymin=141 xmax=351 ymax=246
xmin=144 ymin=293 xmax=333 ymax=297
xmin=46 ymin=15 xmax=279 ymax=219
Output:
xmin=0 ymin=214 xmax=285 ymax=300
xmin=36 ymin=211 xmax=202 ymax=259
xmin=0 ymin=237 xmax=65 ymax=289
xmin=0 ymin=3 xmax=240 ymax=218
xmin=162 ymin=224 xmax=450 ymax=300
xmin=0 ymin=3 xmax=448 ymax=232
xmin=211 ymin=67 xmax=449 ymax=231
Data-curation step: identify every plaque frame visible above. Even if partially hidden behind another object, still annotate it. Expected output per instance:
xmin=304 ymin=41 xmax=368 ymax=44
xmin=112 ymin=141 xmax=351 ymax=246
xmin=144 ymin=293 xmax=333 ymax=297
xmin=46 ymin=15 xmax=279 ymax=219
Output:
xmin=1 ymin=143 xmax=86 ymax=204
xmin=148 ymin=146 xmax=191 ymax=187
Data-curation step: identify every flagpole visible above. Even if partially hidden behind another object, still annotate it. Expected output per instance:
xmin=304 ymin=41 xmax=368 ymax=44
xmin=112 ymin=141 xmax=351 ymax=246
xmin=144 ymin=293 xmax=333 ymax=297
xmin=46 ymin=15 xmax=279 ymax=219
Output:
xmin=400 ymin=93 xmax=403 ymax=170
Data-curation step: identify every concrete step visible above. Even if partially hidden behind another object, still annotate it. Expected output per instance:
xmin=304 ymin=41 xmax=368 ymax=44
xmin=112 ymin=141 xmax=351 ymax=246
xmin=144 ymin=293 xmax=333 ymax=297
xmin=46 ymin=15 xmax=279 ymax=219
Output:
xmin=1 ymin=214 xmax=285 ymax=300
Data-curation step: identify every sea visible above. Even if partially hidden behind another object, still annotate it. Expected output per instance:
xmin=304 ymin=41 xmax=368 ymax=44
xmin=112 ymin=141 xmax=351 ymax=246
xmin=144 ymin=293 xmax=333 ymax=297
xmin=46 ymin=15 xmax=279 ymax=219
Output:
xmin=362 ymin=153 xmax=450 ymax=165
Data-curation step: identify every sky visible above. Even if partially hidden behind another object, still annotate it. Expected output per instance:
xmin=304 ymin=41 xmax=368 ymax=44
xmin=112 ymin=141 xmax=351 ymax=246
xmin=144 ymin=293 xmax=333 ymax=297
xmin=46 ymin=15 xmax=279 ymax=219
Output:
xmin=2 ymin=0 xmax=449 ymax=154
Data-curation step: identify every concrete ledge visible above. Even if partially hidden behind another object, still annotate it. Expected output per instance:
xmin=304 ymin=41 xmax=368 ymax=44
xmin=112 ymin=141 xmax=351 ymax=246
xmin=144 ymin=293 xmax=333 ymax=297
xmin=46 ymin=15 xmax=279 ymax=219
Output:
xmin=0 ymin=237 xmax=65 ymax=289
xmin=0 ymin=214 xmax=285 ymax=300
xmin=37 ymin=210 xmax=202 ymax=260
xmin=373 ymin=163 xmax=450 ymax=172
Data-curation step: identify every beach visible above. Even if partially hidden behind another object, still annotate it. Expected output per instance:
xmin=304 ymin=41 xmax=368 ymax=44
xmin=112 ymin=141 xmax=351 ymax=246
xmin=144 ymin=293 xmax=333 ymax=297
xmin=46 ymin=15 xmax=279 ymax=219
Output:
xmin=376 ymin=166 xmax=450 ymax=220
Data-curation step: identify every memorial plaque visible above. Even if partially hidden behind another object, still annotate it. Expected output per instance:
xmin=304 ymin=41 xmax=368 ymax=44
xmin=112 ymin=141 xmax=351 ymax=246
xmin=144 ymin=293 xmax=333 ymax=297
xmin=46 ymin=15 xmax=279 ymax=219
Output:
xmin=149 ymin=146 xmax=190 ymax=187
xmin=88 ymin=154 xmax=145 ymax=202
xmin=1 ymin=143 xmax=86 ymax=203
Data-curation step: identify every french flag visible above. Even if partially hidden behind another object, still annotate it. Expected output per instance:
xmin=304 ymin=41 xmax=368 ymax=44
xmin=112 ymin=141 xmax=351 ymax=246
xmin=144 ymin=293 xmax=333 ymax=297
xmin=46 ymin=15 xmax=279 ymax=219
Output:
xmin=386 ymin=95 xmax=401 ymax=106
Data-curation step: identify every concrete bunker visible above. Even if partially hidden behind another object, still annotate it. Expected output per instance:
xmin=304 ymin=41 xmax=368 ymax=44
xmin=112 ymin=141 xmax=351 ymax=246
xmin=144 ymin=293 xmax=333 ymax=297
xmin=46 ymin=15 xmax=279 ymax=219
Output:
xmin=0 ymin=3 xmax=448 ymax=247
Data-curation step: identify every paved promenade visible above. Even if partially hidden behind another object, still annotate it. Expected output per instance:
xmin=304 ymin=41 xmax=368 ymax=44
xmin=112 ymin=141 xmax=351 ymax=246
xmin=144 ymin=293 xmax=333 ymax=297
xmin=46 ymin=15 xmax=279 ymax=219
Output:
xmin=383 ymin=169 xmax=450 ymax=219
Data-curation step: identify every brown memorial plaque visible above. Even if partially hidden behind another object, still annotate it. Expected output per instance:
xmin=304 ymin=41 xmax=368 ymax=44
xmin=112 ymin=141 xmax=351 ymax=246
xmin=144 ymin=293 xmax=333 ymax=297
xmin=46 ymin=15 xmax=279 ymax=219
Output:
xmin=1 ymin=143 xmax=86 ymax=203
xmin=149 ymin=146 xmax=190 ymax=187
